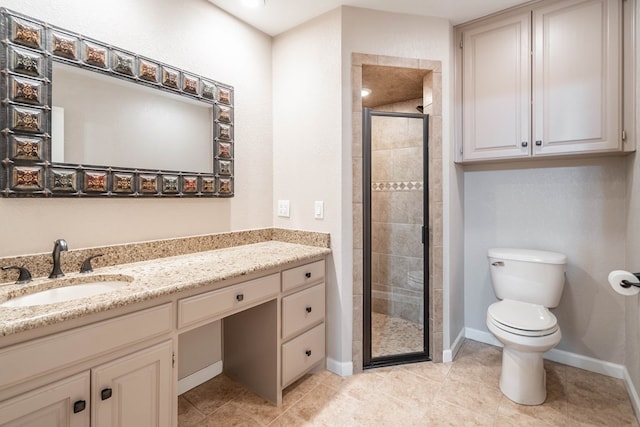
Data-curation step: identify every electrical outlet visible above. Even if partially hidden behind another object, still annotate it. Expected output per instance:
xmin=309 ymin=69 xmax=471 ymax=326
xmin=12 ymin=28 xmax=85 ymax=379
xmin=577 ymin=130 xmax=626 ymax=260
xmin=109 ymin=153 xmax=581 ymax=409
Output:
xmin=277 ymin=200 xmax=290 ymax=218
xmin=314 ymin=201 xmax=324 ymax=220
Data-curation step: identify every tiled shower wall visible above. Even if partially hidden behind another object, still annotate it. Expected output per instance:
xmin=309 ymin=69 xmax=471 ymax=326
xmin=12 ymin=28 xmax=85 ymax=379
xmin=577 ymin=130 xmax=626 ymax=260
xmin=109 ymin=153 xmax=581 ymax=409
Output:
xmin=352 ymin=53 xmax=443 ymax=370
xmin=371 ymin=98 xmax=426 ymax=326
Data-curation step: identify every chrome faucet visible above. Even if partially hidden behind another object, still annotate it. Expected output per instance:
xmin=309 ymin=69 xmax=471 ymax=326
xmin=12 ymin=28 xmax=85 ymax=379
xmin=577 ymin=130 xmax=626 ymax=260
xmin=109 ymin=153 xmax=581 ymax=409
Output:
xmin=49 ymin=239 xmax=68 ymax=279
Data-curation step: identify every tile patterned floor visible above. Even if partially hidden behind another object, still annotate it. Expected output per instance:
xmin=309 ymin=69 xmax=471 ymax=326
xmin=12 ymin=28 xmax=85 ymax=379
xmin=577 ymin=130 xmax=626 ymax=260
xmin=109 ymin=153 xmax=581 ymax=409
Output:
xmin=372 ymin=312 xmax=423 ymax=357
xmin=178 ymin=339 xmax=639 ymax=426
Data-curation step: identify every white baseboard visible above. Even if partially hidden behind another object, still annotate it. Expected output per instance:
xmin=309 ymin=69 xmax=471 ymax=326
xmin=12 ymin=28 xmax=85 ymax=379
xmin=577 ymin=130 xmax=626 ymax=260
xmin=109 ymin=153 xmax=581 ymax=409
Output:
xmin=327 ymin=357 xmax=353 ymax=377
xmin=465 ymin=327 xmax=502 ymax=348
xmin=464 ymin=327 xmax=625 ymax=377
xmin=544 ymin=347 xmax=624 ymax=379
xmin=464 ymin=327 xmax=640 ymax=421
xmin=443 ymin=328 xmax=465 ymax=363
xmin=177 ymin=361 xmax=223 ymax=395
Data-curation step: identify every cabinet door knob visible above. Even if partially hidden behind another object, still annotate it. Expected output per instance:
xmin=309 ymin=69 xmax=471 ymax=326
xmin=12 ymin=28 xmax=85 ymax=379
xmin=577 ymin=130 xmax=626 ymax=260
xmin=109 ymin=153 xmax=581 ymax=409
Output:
xmin=305 ymin=350 xmax=312 ymax=357
xmin=101 ymin=388 xmax=112 ymax=401
xmin=305 ymin=272 xmax=311 ymax=279
xmin=535 ymin=140 xmax=542 ymax=146
xmin=236 ymin=293 xmax=244 ymax=302
xmin=521 ymin=141 xmax=528 ymax=147
xmin=305 ymin=306 xmax=312 ymax=313
xmin=73 ymin=400 xmax=86 ymax=413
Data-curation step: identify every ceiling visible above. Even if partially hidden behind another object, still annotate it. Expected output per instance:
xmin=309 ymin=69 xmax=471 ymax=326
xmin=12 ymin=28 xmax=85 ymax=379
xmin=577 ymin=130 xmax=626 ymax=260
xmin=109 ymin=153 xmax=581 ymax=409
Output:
xmin=206 ymin=0 xmax=532 ymax=36
xmin=362 ymin=65 xmax=428 ymax=108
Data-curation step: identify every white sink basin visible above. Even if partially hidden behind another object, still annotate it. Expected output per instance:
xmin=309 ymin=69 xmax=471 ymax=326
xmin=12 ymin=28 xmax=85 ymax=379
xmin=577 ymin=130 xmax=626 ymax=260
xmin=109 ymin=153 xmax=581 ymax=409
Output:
xmin=0 ymin=281 xmax=130 ymax=308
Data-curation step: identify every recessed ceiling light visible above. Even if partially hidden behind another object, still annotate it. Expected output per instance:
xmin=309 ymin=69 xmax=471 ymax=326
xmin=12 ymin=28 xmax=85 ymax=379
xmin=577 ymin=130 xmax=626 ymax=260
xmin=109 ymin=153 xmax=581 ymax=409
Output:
xmin=361 ymin=88 xmax=372 ymax=97
xmin=241 ymin=0 xmax=265 ymax=8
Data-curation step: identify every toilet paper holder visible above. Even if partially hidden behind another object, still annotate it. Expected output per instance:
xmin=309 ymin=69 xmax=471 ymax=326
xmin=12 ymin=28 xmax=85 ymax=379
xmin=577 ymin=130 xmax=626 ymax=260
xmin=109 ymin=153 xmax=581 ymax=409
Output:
xmin=620 ymin=273 xmax=640 ymax=289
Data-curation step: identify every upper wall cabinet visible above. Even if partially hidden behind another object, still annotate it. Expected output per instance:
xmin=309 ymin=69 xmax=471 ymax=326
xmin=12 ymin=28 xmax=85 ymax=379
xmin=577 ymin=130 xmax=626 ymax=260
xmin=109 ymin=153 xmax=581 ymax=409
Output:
xmin=455 ymin=0 xmax=626 ymax=163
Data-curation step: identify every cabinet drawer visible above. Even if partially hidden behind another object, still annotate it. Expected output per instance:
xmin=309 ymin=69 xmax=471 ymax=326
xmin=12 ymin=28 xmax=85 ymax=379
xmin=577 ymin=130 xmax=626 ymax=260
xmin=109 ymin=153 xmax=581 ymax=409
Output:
xmin=282 ymin=323 xmax=325 ymax=387
xmin=282 ymin=283 xmax=325 ymax=340
xmin=0 ymin=303 xmax=172 ymax=389
xmin=282 ymin=260 xmax=325 ymax=292
xmin=178 ymin=273 xmax=279 ymax=329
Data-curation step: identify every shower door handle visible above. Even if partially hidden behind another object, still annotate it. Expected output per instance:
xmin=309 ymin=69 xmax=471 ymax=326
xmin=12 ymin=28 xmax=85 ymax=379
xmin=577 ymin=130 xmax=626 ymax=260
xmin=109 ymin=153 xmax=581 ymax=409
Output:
xmin=421 ymin=226 xmax=426 ymax=244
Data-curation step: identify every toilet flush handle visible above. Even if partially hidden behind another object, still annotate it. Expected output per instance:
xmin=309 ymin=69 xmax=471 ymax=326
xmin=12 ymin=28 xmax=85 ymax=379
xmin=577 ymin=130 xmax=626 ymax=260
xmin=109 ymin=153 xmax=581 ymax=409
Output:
xmin=491 ymin=261 xmax=504 ymax=267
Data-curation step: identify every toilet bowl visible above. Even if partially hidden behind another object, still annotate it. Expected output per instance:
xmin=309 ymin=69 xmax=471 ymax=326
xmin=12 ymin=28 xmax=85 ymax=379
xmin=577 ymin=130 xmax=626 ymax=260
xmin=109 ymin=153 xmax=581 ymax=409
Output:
xmin=486 ymin=248 xmax=567 ymax=405
xmin=486 ymin=299 xmax=562 ymax=404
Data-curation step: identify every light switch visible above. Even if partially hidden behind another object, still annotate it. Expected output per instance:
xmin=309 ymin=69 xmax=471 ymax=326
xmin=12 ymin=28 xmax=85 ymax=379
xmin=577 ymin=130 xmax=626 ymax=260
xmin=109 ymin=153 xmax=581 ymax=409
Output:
xmin=314 ymin=201 xmax=324 ymax=220
xmin=277 ymin=200 xmax=290 ymax=218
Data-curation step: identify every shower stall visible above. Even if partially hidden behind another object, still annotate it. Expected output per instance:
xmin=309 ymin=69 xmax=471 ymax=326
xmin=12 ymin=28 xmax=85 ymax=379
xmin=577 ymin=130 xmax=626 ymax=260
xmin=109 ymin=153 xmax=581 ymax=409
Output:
xmin=363 ymin=106 xmax=429 ymax=368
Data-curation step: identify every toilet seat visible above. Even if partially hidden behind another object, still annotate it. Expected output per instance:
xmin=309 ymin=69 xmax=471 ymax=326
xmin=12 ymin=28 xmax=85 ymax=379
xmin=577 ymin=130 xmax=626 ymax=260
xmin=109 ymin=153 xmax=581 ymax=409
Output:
xmin=488 ymin=299 xmax=558 ymax=337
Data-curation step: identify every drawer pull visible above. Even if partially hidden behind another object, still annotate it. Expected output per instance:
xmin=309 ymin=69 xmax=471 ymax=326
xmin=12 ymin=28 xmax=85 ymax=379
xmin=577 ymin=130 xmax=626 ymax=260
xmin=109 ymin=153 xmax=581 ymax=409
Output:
xmin=73 ymin=400 xmax=86 ymax=413
xmin=305 ymin=272 xmax=311 ymax=279
xmin=101 ymin=388 xmax=112 ymax=401
xmin=305 ymin=349 xmax=312 ymax=357
xmin=305 ymin=306 xmax=312 ymax=313
xmin=236 ymin=293 xmax=244 ymax=302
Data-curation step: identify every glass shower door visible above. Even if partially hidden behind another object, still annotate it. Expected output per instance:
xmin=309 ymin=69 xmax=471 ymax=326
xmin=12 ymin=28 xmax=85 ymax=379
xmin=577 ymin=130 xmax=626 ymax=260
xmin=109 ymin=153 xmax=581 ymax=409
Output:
xmin=363 ymin=108 xmax=429 ymax=367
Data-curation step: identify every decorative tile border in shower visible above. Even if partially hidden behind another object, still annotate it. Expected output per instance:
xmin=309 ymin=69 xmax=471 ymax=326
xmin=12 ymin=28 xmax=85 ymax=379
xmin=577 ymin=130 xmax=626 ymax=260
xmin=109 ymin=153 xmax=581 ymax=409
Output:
xmin=371 ymin=181 xmax=424 ymax=191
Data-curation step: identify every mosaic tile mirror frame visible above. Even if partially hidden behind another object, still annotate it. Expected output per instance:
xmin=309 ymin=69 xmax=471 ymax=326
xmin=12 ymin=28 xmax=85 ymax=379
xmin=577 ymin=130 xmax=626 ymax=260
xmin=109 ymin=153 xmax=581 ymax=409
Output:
xmin=0 ymin=8 xmax=234 ymax=197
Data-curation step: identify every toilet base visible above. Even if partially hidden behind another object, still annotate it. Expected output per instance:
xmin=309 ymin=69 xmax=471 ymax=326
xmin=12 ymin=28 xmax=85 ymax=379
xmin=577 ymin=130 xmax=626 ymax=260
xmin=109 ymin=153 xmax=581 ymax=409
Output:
xmin=500 ymin=347 xmax=546 ymax=405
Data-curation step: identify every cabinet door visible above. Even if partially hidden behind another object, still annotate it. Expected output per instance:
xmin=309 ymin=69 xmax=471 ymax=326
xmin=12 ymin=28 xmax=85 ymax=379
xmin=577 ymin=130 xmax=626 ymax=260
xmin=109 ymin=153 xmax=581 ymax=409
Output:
xmin=0 ymin=372 xmax=90 ymax=427
xmin=462 ymin=12 xmax=531 ymax=161
xmin=92 ymin=341 xmax=173 ymax=427
xmin=533 ymin=0 xmax=621 ymax=155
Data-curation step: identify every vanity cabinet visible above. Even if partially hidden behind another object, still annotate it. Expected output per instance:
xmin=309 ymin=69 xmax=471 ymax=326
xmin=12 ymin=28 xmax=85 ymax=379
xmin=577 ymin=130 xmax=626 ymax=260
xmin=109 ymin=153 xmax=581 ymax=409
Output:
xmin=0 ymin=304 xmax=174 ymax=427
xmin=0 ymin=372 xmax=90 ymax=427
xmin=0 ymin=342 xmax=172 ymax=427
xmin=280 ymin=260 xmax=326 ymax=387
xmin=457 ymin=0 xmax=622 ymax=162
xmin=0 ymin=248 xmax=329 ymax=424
xmin=92 ymin=341 xmax=173 ymax=427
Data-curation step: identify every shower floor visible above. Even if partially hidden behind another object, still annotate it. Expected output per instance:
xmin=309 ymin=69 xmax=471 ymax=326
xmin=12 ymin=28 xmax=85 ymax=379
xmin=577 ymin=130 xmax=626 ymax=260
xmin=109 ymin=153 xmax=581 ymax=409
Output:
xmin=371 ymin=311 xmax=424 ymax=357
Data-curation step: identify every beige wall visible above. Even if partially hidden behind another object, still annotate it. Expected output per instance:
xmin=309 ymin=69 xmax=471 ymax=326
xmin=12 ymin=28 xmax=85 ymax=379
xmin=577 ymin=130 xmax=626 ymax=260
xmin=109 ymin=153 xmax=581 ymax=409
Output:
xmin=341 ymin=7 xmax=456 ymax=365
xmin=0 ymin=0 xmax=273 ymax=257
xmin=272 ymin=8 xmax=345 ymax=372
xmin=273 ymin=6 xmax=455 ymax=371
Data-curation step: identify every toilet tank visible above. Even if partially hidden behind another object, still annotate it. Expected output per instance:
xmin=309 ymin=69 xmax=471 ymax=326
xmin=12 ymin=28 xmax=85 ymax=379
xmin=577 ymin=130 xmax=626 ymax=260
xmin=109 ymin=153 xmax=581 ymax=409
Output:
xmin=488 ymin=248 xmax=568 ymax=307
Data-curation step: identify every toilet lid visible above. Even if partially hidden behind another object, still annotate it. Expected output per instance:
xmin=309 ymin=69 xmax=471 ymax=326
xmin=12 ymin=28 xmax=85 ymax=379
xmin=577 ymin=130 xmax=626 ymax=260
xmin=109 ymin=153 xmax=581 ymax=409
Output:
xmin=488 ymin=300 xmax=558 ymax=336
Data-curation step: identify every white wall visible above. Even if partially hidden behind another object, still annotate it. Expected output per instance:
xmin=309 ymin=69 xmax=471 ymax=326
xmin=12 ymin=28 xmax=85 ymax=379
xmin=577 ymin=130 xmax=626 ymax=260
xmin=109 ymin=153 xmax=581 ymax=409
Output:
xmin=464 ymin=158 xmax=628 ymax=363
xmin=626 ymin=151 xmax=640 ymax=402
xmin=0 ymin=0 xmax=273 ymax=257
xmin=624 ymin=0 xmax=640 ymax=406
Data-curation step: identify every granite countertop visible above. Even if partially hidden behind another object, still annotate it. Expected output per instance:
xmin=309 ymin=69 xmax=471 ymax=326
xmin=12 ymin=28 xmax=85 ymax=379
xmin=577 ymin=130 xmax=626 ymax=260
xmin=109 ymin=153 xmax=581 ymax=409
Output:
xmin=0 ymin=241 xmax=330 ymax=337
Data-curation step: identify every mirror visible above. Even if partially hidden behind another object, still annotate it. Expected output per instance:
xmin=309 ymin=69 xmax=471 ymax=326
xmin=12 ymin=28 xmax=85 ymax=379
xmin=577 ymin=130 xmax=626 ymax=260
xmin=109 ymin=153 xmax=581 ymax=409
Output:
xmin=52 ymin=63 xmax=214 ymax=173
xmin=0 ymin=8 xmax=234 ymax=197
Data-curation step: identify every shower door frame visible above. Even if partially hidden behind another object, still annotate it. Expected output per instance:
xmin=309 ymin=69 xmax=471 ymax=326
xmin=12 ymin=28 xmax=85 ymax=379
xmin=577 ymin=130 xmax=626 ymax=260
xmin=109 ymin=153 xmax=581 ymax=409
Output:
xmin=362 ymin=108 xmax=430 ymax=369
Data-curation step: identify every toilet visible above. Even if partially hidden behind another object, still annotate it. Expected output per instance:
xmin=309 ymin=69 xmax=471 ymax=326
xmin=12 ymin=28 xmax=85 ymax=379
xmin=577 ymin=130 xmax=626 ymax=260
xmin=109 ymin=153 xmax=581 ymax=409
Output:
xmin=486 ymin=248 xmax=567 ymax=405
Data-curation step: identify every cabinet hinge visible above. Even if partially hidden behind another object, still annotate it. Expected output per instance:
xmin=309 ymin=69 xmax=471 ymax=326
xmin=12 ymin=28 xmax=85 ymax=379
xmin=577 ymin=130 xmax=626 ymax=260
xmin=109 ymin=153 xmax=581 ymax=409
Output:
xmin=622 ymin=130 xmax=627 ymax=141
xmin=172 ymin=352 xmax=175 ymax=368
